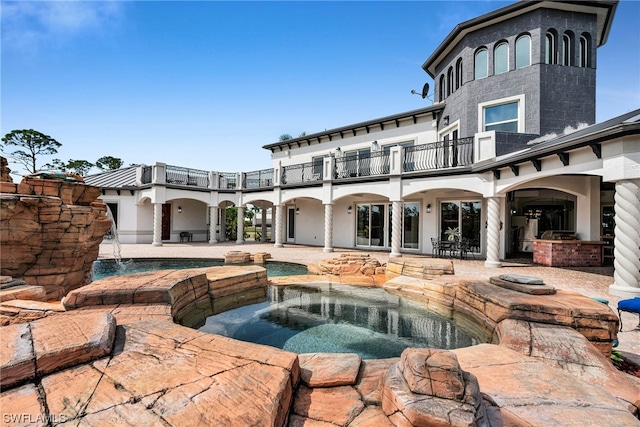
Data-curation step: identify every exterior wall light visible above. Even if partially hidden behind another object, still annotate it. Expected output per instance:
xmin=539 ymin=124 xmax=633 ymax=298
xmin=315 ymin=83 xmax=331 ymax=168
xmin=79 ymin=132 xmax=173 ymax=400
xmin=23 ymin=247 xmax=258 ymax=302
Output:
xmin=347 ymin=206 xmax=352 ymax=214
xmin=296 ymin=208 xmax=300 ymax=215
xmin=178 ymin=206 xmax=182 ymax=213
xmin=426 ymin=204 xmax=432 ymax=213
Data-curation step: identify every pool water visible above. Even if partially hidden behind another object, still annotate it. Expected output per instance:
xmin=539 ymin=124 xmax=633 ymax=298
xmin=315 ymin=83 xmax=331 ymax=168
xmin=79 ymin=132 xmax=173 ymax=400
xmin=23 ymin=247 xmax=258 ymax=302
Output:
xmin=198 ymin=283 xmax=481 ymax=359
xmin=92 ymin=258 xmax=307 ymax=280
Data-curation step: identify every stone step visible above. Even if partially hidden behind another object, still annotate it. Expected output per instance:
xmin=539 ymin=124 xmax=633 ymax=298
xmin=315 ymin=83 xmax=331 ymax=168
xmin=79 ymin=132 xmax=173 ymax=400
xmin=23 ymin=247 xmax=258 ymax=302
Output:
xmin=0 ymin=285 xmax=46 ymax=303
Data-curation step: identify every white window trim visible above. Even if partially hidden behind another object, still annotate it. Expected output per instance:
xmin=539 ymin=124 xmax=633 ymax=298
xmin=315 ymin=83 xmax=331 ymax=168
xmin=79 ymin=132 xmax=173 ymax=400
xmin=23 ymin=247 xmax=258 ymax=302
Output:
xmin=438 ymin=119 xmax=461 ymax=140
xmin=478 ymin=94 xmax=525 ymax=133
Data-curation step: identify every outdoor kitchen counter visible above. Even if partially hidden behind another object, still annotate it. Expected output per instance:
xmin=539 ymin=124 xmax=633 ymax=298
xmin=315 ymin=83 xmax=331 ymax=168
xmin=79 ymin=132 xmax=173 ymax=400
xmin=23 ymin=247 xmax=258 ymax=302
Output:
xmin=532 ymin=239 xmax=604 ymax=267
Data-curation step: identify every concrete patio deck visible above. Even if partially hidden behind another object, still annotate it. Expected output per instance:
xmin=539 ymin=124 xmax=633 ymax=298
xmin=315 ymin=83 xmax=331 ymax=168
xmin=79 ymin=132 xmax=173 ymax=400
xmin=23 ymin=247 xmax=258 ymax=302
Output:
xmin=98 ymin=241 xmax=640 ymax=357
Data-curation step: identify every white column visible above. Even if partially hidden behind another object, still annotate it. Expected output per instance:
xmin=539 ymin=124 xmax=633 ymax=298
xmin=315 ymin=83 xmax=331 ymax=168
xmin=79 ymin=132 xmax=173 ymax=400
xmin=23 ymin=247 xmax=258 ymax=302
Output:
xmin=236 ymin=206 xmax=244 ymax=244
xmin=485 ymin=196 xmax=502 ymax=268
xmin=274 ymin=205 xmax=284 ymax=248
xmin=208 ymin=206 xmax=218 ymax=244
xmin=323 ymin=204 xmax=333 ymax=253
xmin=390 ymin=200 xmax=402 ymax=257
xmin=152 ymin=203 xmax=163 ymax=247
xmin=261 ymin=208 xmax=267 ymax=242
xmin=610 ymin=179 xmax=640 ymax=297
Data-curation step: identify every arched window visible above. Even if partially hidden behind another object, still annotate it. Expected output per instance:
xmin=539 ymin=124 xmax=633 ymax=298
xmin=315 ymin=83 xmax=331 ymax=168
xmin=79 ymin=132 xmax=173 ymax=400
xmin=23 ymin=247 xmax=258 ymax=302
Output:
xmin=475 ymin=48 xmax=488 ymax=79
xmin=494 ymin=42 xmax=509 ymax=74
xmin=515 ymin=34 xmax=531 ymax=68
xmin=447 ymin=67 xmax=453 ymax=95
xmin=562 ymin=31 xmax=574 ymax=66
xmin=579 ymin=33 xmax=590 ymax=67
xmin=439 ymin=74 xmax=445 ymax=101
xmin=456 ymin=58 xmax=463 ymax=90
xmin=545 ymin=31 xmax=556 ymax=64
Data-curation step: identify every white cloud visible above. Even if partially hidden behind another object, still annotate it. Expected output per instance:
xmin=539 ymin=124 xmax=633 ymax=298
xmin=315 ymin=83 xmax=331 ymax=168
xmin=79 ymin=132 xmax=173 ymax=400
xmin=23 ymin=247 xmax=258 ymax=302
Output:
xmin=1 ymin=1 xmax=125 ymax=52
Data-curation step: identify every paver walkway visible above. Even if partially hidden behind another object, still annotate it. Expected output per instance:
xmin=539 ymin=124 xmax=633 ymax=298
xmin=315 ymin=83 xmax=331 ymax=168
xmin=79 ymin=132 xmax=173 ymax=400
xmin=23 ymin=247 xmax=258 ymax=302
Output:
xmin=99 ymin=241 xmax=640 ymax=356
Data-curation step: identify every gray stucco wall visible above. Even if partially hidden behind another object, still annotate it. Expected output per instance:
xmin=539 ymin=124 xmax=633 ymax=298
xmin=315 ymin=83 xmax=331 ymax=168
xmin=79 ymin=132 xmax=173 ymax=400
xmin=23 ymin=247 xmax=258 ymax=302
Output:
xmin=432 ymin=8 xmax=598 ymax=147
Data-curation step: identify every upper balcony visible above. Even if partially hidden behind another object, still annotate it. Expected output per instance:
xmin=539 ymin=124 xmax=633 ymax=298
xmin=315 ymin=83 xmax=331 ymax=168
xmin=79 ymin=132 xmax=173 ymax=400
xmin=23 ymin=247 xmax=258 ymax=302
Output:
xmin=139 ymin=137 xmax=474 ymax=190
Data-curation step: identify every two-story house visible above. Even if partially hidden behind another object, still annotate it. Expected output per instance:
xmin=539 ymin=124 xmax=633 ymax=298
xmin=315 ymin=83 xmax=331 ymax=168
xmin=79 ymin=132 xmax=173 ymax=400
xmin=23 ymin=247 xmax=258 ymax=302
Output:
xmin=86 ymin=0 xmax=640 ymax=298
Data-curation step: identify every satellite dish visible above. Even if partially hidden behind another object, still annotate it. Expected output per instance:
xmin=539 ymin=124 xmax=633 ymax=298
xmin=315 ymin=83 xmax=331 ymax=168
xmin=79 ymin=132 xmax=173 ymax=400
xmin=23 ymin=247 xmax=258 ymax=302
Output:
xmin=421 ymin=83 xmax=429 ymax=99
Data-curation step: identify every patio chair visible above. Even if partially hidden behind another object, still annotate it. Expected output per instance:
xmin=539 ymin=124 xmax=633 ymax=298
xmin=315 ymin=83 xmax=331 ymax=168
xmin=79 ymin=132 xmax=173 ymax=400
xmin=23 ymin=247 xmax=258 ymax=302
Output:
xmin=618 ymin=297 xmax=640 ymax=331
xmin=459 ymin=238 xmax=476 ymax=260
xmin=430 ymin=238 xmax=442 ymax=258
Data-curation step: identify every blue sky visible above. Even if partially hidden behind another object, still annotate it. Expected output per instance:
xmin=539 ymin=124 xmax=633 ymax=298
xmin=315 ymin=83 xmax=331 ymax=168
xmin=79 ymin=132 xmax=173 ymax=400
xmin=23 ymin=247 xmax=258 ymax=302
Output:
xmin=2 ymin=1 xmax=639 ymax=176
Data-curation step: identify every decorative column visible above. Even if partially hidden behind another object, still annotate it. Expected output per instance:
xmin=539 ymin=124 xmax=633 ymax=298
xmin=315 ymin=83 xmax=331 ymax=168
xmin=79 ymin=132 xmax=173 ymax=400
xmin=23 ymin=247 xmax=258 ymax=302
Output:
xmin=610 ymin=179 xmax=640 ymax=297
xmin=323 ymin=204 xmax=333 ymax=253
xmin=274 ymin=205 xmax=284 ymax=248
xmin=208 ymin=206 xmax=218 ymax=244
xmin=236 ymin=205 xmax=244 ymax=244
xmin=152 ymin=203 xmax=163 ymax=247
xmin=390 ymin=201 xmax=402 ymax=257
xmin=485 ymin=196 xmax=502 ymax=268
xmin=261 ymin=208 xmax=267 ymax=242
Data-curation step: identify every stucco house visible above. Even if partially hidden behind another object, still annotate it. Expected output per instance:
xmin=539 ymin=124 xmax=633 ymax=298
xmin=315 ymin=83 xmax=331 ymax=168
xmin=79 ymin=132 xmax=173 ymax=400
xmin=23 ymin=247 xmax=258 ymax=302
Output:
xmin=86 ymin=0 xmax=640 ymax=298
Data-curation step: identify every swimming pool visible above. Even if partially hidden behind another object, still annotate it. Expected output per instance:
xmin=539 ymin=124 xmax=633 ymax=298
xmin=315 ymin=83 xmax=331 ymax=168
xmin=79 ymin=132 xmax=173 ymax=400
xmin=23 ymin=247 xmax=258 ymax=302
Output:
xmin=92 ymin=258 xmax=307 ymax=280
xmin=197 ymin=283 xmax=482 ymax=359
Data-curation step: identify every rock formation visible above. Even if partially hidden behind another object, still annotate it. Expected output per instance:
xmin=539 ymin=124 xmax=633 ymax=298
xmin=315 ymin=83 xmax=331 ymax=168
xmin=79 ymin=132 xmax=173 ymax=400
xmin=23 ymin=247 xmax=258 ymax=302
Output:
xmin=308 ymin=253 xmax=386 ymax=276
xmin=0 ymin=161 xmax=112 ymax=300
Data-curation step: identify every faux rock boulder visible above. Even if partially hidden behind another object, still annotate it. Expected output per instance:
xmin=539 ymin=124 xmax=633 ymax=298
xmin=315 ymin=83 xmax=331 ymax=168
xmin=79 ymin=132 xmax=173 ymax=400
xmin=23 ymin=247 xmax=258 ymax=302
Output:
xmin=0 ymin=176 xmax=112 ymax=300
xmin=308 ymin=253 xmax=384 ymax=276
xmin=382 ymin=348 xmax=488 ymax=427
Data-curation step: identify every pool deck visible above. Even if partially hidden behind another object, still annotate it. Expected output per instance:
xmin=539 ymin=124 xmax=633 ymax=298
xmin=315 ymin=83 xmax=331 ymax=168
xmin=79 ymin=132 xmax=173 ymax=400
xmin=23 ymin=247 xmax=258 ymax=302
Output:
xmin=99 ymin=241 xmax=640 ymax=358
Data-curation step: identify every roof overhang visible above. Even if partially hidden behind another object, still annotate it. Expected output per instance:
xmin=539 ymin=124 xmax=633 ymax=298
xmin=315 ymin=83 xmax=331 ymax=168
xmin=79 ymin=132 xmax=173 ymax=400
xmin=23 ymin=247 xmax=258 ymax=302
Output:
xmin=262 ymin=104 xmax=445 ymax=152
xmin=423 ymin=0 xmax=618 ymax=78
xmin=472 ymin=109 xmax=640 ymax=176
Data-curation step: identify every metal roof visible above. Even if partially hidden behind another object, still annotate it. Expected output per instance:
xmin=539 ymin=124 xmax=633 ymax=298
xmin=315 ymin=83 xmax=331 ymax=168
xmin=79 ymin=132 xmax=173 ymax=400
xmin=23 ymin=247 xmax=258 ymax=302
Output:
xmin=472 ymin=108 xmax=640 ymax=173
xmin=84 ymin=165 xmax=139 ymax=189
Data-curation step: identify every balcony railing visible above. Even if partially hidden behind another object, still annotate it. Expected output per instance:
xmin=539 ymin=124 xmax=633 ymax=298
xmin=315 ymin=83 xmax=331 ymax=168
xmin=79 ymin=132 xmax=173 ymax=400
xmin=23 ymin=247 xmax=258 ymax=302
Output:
xmin=403 ymin=137 xmax=474 ymax=172
xmin=335 ymin=150 xmax=390 ymax=179
xmin=139 ymin=137 xmax=475 ymax=190
xmin=166 ymin=165 xmax=209 ymax=187
xmin=282 ymin=161 xmax=323 ymax=185
xmin=243 ymin=168 xmax=273 ymax=189
xmin=219 ymin=172 xmax=237 ymax=189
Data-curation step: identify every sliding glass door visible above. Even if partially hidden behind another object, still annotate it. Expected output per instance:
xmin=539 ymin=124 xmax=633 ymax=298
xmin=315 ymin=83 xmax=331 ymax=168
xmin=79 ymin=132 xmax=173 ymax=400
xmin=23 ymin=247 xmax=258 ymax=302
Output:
xmin=355 ymin=202 xmax=420 ymax=250
xmin=440 ymin=201 xmax=481 ymax=251
xmin=356 ymin=204 xmax=385 ymax=247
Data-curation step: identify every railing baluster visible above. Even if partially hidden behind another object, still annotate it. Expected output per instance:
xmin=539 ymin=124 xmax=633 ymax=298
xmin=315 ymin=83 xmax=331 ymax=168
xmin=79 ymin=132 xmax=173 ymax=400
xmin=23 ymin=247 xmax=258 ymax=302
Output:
xmin=403 ymin=137 xmax=473 ymax=173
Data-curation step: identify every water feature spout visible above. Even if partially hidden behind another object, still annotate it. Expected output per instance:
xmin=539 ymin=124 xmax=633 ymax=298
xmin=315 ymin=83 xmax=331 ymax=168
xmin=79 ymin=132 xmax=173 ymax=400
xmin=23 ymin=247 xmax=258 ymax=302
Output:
xmin=104 ymin=205 xmax=122 ymax=266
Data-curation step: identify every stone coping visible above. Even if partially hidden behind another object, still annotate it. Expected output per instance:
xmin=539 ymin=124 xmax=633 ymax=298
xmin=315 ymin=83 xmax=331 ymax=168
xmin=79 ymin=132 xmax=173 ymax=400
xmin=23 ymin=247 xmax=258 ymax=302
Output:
xmin=2 ymin=261 xmax=638 ymax=425
xmin=1 ymin=311 xmax=115 ymax=390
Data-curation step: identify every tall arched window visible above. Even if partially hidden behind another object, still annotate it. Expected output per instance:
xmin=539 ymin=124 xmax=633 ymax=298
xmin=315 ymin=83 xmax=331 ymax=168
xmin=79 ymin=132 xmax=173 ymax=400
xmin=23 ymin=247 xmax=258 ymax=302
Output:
xmin=515 ymin=34 xmax=531 ymax=68
xmin=475 ymin=48 xmax=488 ymax=79
xmin=562 ymin=31 xmax=574 ymax=66
xmin=447 ymin=67 xmax=453 ymax=95
xmin=545 ymin=31 xmax=556 ymax=64
xmin=494 ymin=42 xmax=509 ymax=74
xmin=456 ymin=58 xmax=463 ymax=90
xmin=439 ymin=74 xmax=445 ymax=101
xmin=579 ymin=33 xmax=590 ymax=67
